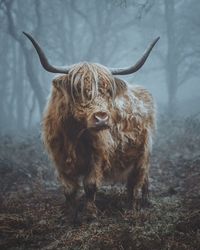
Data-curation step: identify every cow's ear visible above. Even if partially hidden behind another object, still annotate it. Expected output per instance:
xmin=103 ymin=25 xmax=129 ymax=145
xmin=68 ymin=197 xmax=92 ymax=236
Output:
xmin=114 ymin=77 xmax=127 ymax=96
xmin=52 ymin=75 xmax=68 ymax=90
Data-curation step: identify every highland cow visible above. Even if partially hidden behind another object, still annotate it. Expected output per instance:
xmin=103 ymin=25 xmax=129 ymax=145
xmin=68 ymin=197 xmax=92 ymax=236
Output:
xmin=23 ymin=32 xmax=159 ymax=220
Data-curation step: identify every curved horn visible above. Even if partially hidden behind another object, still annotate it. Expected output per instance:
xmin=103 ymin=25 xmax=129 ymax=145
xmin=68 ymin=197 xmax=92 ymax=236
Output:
xmin=22 ymin=32 xmax=70 ymax=74
xmin=109 ymin=37 xmax=160 ymax=75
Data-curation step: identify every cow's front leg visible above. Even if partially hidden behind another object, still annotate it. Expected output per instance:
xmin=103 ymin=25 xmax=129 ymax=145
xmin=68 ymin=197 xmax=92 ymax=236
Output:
xmin=82 ymin=156 xmax=103 ymax=221
xmin=83 ymin=182 xmax=98 ymax=221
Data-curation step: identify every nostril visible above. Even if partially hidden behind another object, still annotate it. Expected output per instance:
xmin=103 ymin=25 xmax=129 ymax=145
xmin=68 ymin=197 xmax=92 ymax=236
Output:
xmin=94 ymin=112 xmax=108 ymax=123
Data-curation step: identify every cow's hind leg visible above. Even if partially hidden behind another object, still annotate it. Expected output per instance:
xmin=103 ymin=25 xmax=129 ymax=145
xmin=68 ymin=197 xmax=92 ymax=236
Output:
xmin=141 ymin=175 xmax=151 ymax=207
xmin=126 ymin=153 xmax=150 ymax=210
xmin=127 ymin=168 xmax=146 ymax=210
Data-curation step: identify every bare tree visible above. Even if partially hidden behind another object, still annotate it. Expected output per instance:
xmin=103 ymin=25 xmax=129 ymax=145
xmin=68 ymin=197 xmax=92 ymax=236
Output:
xmin=3 ymin=0 xmax=45 ymax=115
xmin=164 ymin=0 xmax=177 ymax=114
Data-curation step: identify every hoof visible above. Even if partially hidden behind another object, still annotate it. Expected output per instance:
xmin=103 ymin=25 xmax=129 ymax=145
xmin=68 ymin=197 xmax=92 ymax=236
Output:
xmin=127 ymin=199 xmax=148 ymax=211
xmin=127 ymin=200 xmax=133 ymax=210
xmin=73 ymin=201 xmax=98 ymax=224
xmin=127 ymin=199 xmax=140 ymax=211
xmin=141 ymin=198 xmax=152 ymax=208
xmin=82 ymin=201 xmax=98 ymax=222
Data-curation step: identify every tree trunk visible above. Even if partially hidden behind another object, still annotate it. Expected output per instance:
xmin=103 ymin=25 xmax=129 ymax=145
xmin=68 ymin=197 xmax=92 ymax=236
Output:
xmin=16 ymin=44 xmax=25 ymax=130
xmin=22 ymin=47 xmax=45 ymax=115
xmin=0 ymin=34 xmax=11 ymax=132
xmin=5 ymin=0 xmax=45 ymax=116
xmin=165 ymin=0 xmax=178 ymax=115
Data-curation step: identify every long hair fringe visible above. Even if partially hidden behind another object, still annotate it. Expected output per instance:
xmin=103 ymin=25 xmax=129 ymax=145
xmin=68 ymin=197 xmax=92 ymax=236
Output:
xmin=69 ymin=62 xmax=116 ymax=104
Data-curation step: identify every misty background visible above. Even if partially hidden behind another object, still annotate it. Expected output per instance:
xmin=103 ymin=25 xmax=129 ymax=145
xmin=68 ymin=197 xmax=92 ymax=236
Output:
xmin=1 ymin=1 xmax=200 ymax=248
xmin=0 ymin=0 xmax=199 ymax=133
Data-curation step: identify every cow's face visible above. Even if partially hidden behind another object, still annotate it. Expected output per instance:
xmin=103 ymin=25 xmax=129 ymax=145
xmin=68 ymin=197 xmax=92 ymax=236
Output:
xmin=67 ymin=63 xmax=116 ymax=131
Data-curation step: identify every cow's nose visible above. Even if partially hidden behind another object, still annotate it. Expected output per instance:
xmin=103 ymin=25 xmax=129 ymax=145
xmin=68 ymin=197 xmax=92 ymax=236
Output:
xmin=94 ymin=112 xmax=109 ymax=124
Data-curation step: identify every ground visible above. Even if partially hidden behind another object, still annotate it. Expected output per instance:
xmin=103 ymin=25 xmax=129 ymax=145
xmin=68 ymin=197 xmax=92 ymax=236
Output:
xmin=0 ymin=117 xmax=200 ymax=250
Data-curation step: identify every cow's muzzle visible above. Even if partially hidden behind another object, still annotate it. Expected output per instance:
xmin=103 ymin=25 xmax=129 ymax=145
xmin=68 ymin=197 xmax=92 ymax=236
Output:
xmin=92 ymin=112 xmax=110 ymax=130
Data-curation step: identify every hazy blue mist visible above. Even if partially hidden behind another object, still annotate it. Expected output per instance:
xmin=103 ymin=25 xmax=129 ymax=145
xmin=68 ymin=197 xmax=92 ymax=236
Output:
xmin=0 ymin=0 xmax=199 ymax=133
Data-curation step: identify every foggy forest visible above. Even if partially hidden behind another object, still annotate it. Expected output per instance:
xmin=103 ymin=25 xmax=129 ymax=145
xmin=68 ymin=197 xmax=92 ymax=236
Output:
xmin=0 ymin=0 xmax=200 ymax=249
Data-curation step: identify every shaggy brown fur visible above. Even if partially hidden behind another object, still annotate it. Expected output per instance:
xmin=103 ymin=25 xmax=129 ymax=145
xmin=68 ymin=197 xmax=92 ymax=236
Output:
xmin=42 ymin=62 xmax=156 ymax=220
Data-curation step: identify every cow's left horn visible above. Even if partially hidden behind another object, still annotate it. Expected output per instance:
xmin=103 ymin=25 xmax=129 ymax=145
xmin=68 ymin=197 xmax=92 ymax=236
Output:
xmin=109 ymin=37 xmax=160 ymax=75
xmin=23 ymin=32 xmax=71 ymax=74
